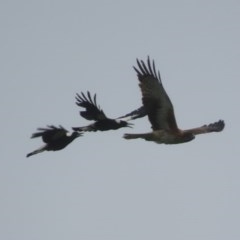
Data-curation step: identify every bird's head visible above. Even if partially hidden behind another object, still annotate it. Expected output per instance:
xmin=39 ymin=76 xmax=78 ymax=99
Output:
xmin=116 ymin=120 xmax=134 ymax=128
xmin=71 ymin=131 xmax=83 ymax=139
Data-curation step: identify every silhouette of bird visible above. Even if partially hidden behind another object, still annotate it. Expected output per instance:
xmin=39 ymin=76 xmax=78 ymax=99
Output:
xmin=123 ymin=57 xmax=225 ymax=144
xmin=26 ymin=125 xmax=82 ymax=157
xmin=72 ymin=91 xmax=141 ymax=132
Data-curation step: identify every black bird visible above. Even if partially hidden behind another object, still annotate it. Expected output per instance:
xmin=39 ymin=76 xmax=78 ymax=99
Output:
xmin=72 ymin=91 xmax=143 ymax=132
xmin=26 ymin=125 xmax=82 ymax=157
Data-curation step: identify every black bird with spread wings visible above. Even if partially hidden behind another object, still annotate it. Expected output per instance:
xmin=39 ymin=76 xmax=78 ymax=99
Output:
xmin=72 ymin=91 xmax=145 ymax=132
xmin=26 ymin=125 xmax=82 ymax=157
xmin=123 ymin=57 xmax=225 ymax=144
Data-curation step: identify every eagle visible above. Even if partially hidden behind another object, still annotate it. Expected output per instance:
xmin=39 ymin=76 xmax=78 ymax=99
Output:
xmin=123 ymin=57 xmax=225 ymax=144
xmin=72 ymin=91 xmax=145 ymax=132
xmin=26 ymin=125 xmax=82 ymax=157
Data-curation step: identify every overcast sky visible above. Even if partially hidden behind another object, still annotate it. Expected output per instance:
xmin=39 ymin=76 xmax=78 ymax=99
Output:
xmin=1 ymin=0 xmax=240 ymax=239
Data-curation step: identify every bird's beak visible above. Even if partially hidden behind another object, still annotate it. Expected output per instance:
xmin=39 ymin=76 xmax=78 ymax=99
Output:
xmin=127 ymin=122 xmax=134 ymax=128
xmin=75 ymin=131 xmax=83 ymax=137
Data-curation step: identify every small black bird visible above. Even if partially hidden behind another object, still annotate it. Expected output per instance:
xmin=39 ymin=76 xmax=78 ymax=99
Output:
xmin=26 ymin=125 xmax=82 ymax=157
xmin=72 ymin=91 xmax=142 ymax=132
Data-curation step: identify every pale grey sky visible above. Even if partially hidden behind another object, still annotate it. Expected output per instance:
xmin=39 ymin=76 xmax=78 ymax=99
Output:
xmin=1 ymin=0 xmax=239 ymax=239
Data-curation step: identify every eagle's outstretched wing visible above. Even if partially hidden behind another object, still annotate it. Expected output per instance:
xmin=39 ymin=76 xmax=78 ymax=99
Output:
xmin=134 ymin=57 xmax=178 ymax=131
xmin=76 ymin=91 xmax=107 ymax=120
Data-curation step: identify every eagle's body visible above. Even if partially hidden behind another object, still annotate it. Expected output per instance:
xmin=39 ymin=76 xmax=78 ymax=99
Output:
xmin=123 ymin=57 xmax=225 ymax=144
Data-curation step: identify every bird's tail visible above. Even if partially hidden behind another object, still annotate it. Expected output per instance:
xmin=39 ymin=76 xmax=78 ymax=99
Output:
xmin=26 ymin=146 xmax=46 ymax=158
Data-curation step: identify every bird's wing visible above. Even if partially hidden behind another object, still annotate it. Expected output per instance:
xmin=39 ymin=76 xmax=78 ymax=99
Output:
xmin=75 ymin=91 xmax=107 ymax=120
xmin=182 ymin=120 xmax=225 ymax=135
xmin=117 ymin=106 xmax=147 ymax=121
xmin=134 ymin=57 xmax=178 ymax=131
xmin=31 ymin=125 xmax=67 ymax=143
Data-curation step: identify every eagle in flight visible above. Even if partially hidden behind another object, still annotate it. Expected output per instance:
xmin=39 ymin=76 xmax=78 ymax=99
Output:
xmin=123 ymin=57 xmax=225 ymax=144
